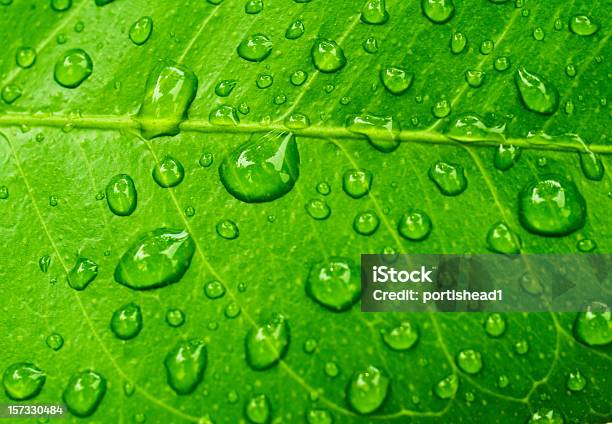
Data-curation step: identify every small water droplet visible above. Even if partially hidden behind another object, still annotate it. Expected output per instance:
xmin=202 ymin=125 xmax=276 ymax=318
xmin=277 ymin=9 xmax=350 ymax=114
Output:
xmin=421 ymin=0 xmax=454 ymax=24
xmin=479 ymin=39 xmax=494 ymax=55
xmin=46 ymin=333 xmax=64 ymax=351
xmin=216 ymin=219 xmax=239 ymax=239
xmin=428 ymin=161 xmax=467 ymax=196
xmin=361 ymin=0 xmax=389 ymax=25
xmin=245 ymin=393 xmax=270 ymax=424
xmin=342 ymin=169 xmax=372 ymax=198
xmin=486 ymin=221 xmax=521 ymax=254
xmin=245 ymin=0 xmax=263 ymax=14
xmin=129 ymin=17 xmax=153 ymax=45
xmin=0 ymin=185 xmax=8 ymax=199
xmin=573 ymin=302 xmax=611 ymax=346
xmin=315 ymin=181 xmax=331 ymax=196
xmin=284 ymin=113 xmax=310 ymax=129
xmin=465 ymin=69 xmax=485 ymax=88
xmin=303 ymin=338 xmax=318 ymax=354
xmin=494 ymin=144 xmax=521 ymax=170
xmin=203 ymin=280 xmax=226 ymax=299
xmin=285 ymin=20 xmax=304 ymax=39
xmin=346 ymin=365 xmax=390 ymax=414
xmin=38 ymin=255 xmax=51 ymax=272
xmin=245 ymin=314 xmax=290 ymax=370
xmin=199 ymin=152 xmax=213 ymax=168
xmin=515 ymin=339 xmax=529 ymax=354
xmin=362 ymin=36 xmax=379 ymax=53
xmin=324 ymin=362 xmax=339 ymax=377
xmin=152 ymin=155 xmax=185 ymax=188
xmin=166 ymin=308 xmax=185 ymax=327
xmin=306 ymin=258 xmax=360 ymax=311
xmin=566 ymin=370 xmax=586 ymax=392
xmin=397 ymin=209 xmax=432 ymax=241
xmin=432 ymin=99 xmax=451 ymax=118
xmin=237 ymin=34 xmax=272 ymax=62
xmin=382 ymin=321 xmax=419 ymax=350
xmin=532 ymin=27 xmax=545 ymax=41
xmin=110 ymin=302 xmax=143 ymax=339
xmin=353 ymin=210 xmax=380 ymax=236
xmin=446 ymin=113 xmax=506 ymax=142
xmin=518 ymin=175 xmax=586 ymax=236
xmin=164 ymin=339 xmax=207 ymax=395
xmin=347 ymin=114 xmax=400 ymax=152
xmin=48 ymin=195 xmax=58 ymax=207
xmin=2 ymin=84 xmax=22 ymax=104
xmin=576 ymin=238 xmax=596 ymax=253
xmin=105 ymin=174 xmax=137 ymax=216
xmin=184 ymin=206 xmax=195 ymax=217
xmin=306 ymin=409 xmax=333 ymax=424
xmin=273 ymin=93 xmax=287 ymax=105
xmin=16 ymin=47 xmax=36 ymax=68
xmin=484 ymin=313 xmax=507 ymax=337
xmin=433 ymin=374 xmax=458 ymax=399
xmin=67 ymin=257 xmax=98 ymax=291
xmin=515 ymin=67 xmax=559 ymax=115
xmin=305 ymin=198 xmax=331 ymax=220
xmin=579 ymin=148 xmax=604 ymax=181
xmin=53 ymin=49 xmax=93 ymax=88
xmin=290 ymin=70 xmax=308 ymax=86
xmin=528 ymin=409 xmax=564 ymax=424
xmin=450 ymin=32 xmax=467 ymax=53
xmin=209 ymin=105 xmax=240 ymax=126
xmin=569 ymin=15 xmax=599 ymax=36
xmin=255 ymin=73 xmax=273 ymax=89
xmin=380 ymin=66 xmax=413 ymax=95
xmin=311 ymin=38 xmax=346 ymax=73
xmin=51 ymin=0 xmax=71 ymax=10
xmin=215 ymin=79 xmax=237 ymax=97
xmin=2 ymin=363 xmax=46 ymax=400
xmin=494 ymin=56 xmax=511 ymax=71
xmin=115 ymin=228 xmax=195 ymax=290
xmin=224 ymin=302 xmax=241 ymax=318
xmin=456 ymin=349 xmax=483 ymax=374
xmin=63 ymin=370 xmax=106 ymax=417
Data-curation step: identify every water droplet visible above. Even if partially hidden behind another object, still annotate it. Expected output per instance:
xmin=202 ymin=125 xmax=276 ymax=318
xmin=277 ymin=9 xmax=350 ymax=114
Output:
xmin=216 ymin=219 xmax=239 ymax=239
xmin=397 ymin=209 xmax=432 ymax=241
xmin=362 ymin=36 xmax=379 ymax=53
xmin=494 ymin=144 xmax=521 ymax=170
xmin=38 ymin=255 xmax=51 ymax=272
xmin=129 ymin=17 xmax=153 ymax=45
xmin=237 ymin=34 xmax=272 ymax=62
xmin=573 ymin=302 xmax=611 ymax=346
xmin=67 ymin=257 xmax=98 ymax=291
xmin=0 ymin=185 xmax=8 ymax=199
xmin=324 ymin=362 xmax=339 ymax=377
xmin=166 ymin=308 xmax=185 ymax=327
xmin=347 ymin=114 xmax=400 ymax=152
xmin=137 ymin=60 xmax=198 ymax=139
xmin=152 ymin=155 xmax=184 ymax=188
xmin=74 ymin=21 xmax=84 ymax=32
xmin=184 ymin=206 xmax=195 ymax=217
xmin=382 ymin=321 xmax=419 ymax=350
xmin=515 ymin=339 xmax=529 ymax=354
xmin=450 ymin=32 xmax=467 ymax=54
xmin=433 ymin=374 xmax=458 ymax=399
xmin=110 ymin=302 xmax=143 ymax=339
xmin=456 ymin=349 xmax=483 ymax=374
xmin=515 ymin=67 xmax=559 ymax=115
xmin=421 ymin=0 xmax=454 ymax=23
xmin=245 ymin=393 xmax=270 ymax=424
xmin=306 ymin=258 xmax=360 ymax=311
xmin=285 ymin=20 xmax=305 ymax=39
xmin=290 ymin=70 xmax=308 ymax=86
xmin=528 ymin=409 xmax=564 ymax=424
xmin=465 ymin=69 xmax=485 ymax=88
xmin=245 ymin=314 xmax=290 ymax=370
xmin=306 ymin=409 xmax=333 ymax=424
xmin=63 ymin=370 xmax=106 ymax=417
xmin=16 ymin=47 xmax=36 ymax=68
xmin=215 ymin=79 xmax=237 ymax=97
xmin=316 ymin=181 xmax=331 ymax=196
xmin=303 ymin=338 xmax=318 ymax=354
xmin=342 ymin=169 xmax=372 ymax=198
xmin=494 ymin=56 xmax=511 ymax=71
xmin=311 ymin=38 xmax=346 ymax=73
xmin=446 ymin=113 xmax=506 ymax=142
xmin=51 ymin=0 xmax=71 ymax=10
xmin=53 ymin=49 xmax=93 ymax=88
xmin=2 ymin=363 xmax=45 ymax=400
xmin=518 ymin=175 xmax=586 ymax=236
xmin=284 ymin=113 xmax=310 ymax=129
xmin=569 ymin=15 xmax=599 ymax=36
xmin=105 ymin=174 xmax=137 ymax=216
xmin=532 ymin=27 xmax=545 ymax=41
xmin=346 ymin=365 xmax=389 ymax=414
xmin=245 ymin=0 xmax=263 ymax=14
xmin=1 ymin=84 xmax=22 ymax=104
xmin=46 ymin=332 xmax=64 ymax=351
xmin=479 ymin=39 xmax=494 ymax=55
xmin=224 ymin=302 xmax=241 ymax=318
xmin=353 ymin=210 xmax=380 ymax=236
xmin=220 ymin=131 xmax=300 ymax=203
xmin=204 ymin=280 xmax=226 ymax=299
xmin=256 ymin=73 xmax=274 ymax=89
xmin=361 ymin=0 xmax=389 ymax=24
xmin=305 ymin=198 xmax=331 ymax=220
xmin=486 ymin=221 xmax=521 ymax=254
xmin=273 ymin=93 xmax=287 ymax=105
xmin=380 ymin=66 xmax=413 ymax=95
xmin=565 ymin=370 xmax=586 ymax=392
xmin=576 ymin=238 xmax=596 ymax=252
xmin=209 ymin=105 xmax=240 ymax=126
xmin=48 ymin=195 xmax=58 ymax=207
xmin=428 ymin=161 xmax=467 ymax=196
xmin=579 ymin=149 xmax=604 ymax=181
xmin=565 ymin=64 xmax=577 ymax=78
xmin=199 ymin=152 xmax=214 ymax=167
xmin=431 ymin=99 xmax=451 ymax=118
xmin=164 ymin=339 xmax=207 ymax=395
xmin=484 ymin=313 xmax=506 ymax=337
xmin=115 ymin=228 xmax=195 ymax=290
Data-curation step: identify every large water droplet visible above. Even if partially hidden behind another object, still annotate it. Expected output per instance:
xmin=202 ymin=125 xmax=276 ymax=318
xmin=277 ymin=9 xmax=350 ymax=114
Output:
xmin=569 ymin=15 xmax=599 ymax=36
xmin=164 ymin=339 xmax=207 ymax=395
xmin=245 ymin=314 xmax=290 ymax=370
xmin=380 ymin=66 xmax=413 ymax=95
xmin=342 ymin=169 xmax=372 ymax=198
xmin=311 ymin=39 xmax=346 ymax=73
xmin=105 ymin=174 xmax=137 ymax=216
xmin=67 ymin=257 xmax=98 ymax=290
xmin=433 ymin=374 xmax=458 ymax=399
xmin=515 ymin=67 xmax=559 ymax=115
xmin=573 ymin=302 xmax=611 ymax=346
xmin=110 ymin=302 xmax=143 ymax=340
xmin=579 ymin=148 xmax=604 ymax=181
xmin=306 ymin=258 xmax=360 ymax=311
xmin=346 ymin=365 xmax=389 ymax=414
xmin=518 ymin=175 xmax=586 ymax=236
xmin=53 ymin=49 xmax=93 ymax=88
xmin=445 ymin=113 xmax=506 ymax=142
xmin=237 ymin=34 xmax=272 ymax=62
xmin=494 ymin=144 xmax=521 ymax=170
xmin=63 ymin=370 xmax=106 ymax=417
xmin=16 ymin=47 xmax=36 ymax=68
xmin=486 ymin=221 xmax=521 ymax=254
xmin=421 ymin=0 xmax=454 ymax=24
xmin=456 ymin=349 xmax=483 ymax=374
xmin=397 ymin=209 xmax=432 ymax=241
xmin=152 ymin=155 xmax=185 ymax=188
xmin=361 ymin=0 xmax=389 ymax=24
xmin=428 ymin=161 xmax=467 ymax=196
xmin=2 ymin=363 xmax=45 ymax=400
xmin=220 ymin=131 xmax=300 ymax=203
xmin=137 ymin=60 xmax=198 ymax=139
xmin=353 ymin=210 xmax=380 ymax=235
xmin=347 ymin=114 xmax=400 ymax=152
xmin=129 ymin=17 xmax=153 ymax=45
xmin=245 ymin=393 xmax=270 ymax=423
xmin=285 ymin=20 xmax=305 ymax=39
xmin=382 ymin=321 xmax=419 ymax=350
xmin=114 ymin=228 xmax=195 ymax=290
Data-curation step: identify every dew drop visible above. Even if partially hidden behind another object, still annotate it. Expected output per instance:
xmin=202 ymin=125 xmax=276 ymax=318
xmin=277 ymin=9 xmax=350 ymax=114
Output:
xmin=153 ymin=155 xmax=184 ymax=188
xmin=532 ymin=27 xmax=545 ymax=41
xmin=114 ymin=228 xmax=195 ymax=290
xmin=245 ymin=0 xmax=263 ymax=14
xmin=0 ymin=185 xmax=8 ymax=199
xmin=576 ymin=238 xmax=596 ymax=253
xmin=428 ymin=161 xmax=467 ymax=196
xmin=105 ymin=174 xmax=137 ymax=216
xmin=129 ymin=17 xmax=153 ymax=45
xmin=566 ymin=370 xmax=586 ymax=391
xmin=49 ymin=195 xmax=58 ymax=207
xmin=579 ymin=149 xmax=604 ymax=181
xmin=380 ymin=66 xmax=413 ymax=95
xmin=245 ymin=314 xmax=290 ymax=370
xmin=53 ymin=49 xmax=93 ymax=88
xmin=316 ymin=182 xmax=331 ymax=196
xmin=515 ymin=67 xmax=559 ymax=115
xmin=311 ymin=38 xmax=346 ymax=73
xmin=237 ymin=34 xmax=272 ymax=62
xmin=528 ymin=409 xmax=564 ymax=424
xmin=445 ymin=113 xmax=506 ymax=142
xmin=110 ymin=303 xmax=142 ymax=340
xmin=51 ymin=0 xmax=71 ymax=11
xmin=431 ymin=99 xmax=451 ymax=118
xmin=2 ymin=84 xmax=22 ymax=104
xmin=324 ymin=362 xmax=339 ymax=378
xmin=303 ymin=338 xmax=318 ymax=353
xmin=353 ymin=210 xmax=380 ymax=236
xmin=46 ymin=333 xmax=64 ymax=351
xmin=224 ymin=302 xmax=241 ymax=318
xmin=433 ymin=374 xmax=458 ymax=399
xmin=306 ymin=409 xmax=333 ymax=424
xmin=305 ymin=198 xmax=331 ymax=220
xmin=256 ymin=73 xmax=273 ymax=89
xmin=397 ymin=209 xmax=432 ymax=241
xmin=362 ymin=36 xmax=379 ymax=53
xmin=63 ymin=371 xmax=106 ymax=417
xmin=486 ymin=221 xmax=521 ymax=254
xmin=164 ymin=339 xmax=207 ymax=395
xmin=518 ymin=175 xmax=586 ymax=236
xmin=494 ymin=144 xmax=521 ymax=170
xmin=204 ymin=280 xmax=226 ymax=299
xmin=67 ymin=257 xmax=98 ymax=291
xmin=290 ymin=70 xmax=308 ymax=86
xmin=285 ymin=20 xmax=305 ymax=39
xmin=284 ymin=113 xmax=310 ymax=129
xmin=494 ymin=56 xmax=511 ymax=71
xmin=342 ymin=169 xmax=372 ymax=198
xmin=184 ymin=206 xmax=195 ymax=217
xmin=565 ymin=64 xmax=577 ymax=78
xmin=346 ymin=114 xmax=400 ymax=152
xmin=215 ymin=79 xmax=237 ymax=97
xmin=216 ymin=219 xmax=239 ymax=239
xmin=569 ymin=15 xmax=599 ymax=36
xmin=465 ymin=69 xmax=485 ymax=88
xmin=361 ymin=0 xmax=389 ymax=25
xmin=346 ymin=365 xmax=390 ymax=414
xmin=515 ymin=339 xmax=529 ymax=354
xmin=209 ymin=105 xmax=240 ymax=126
xmin=38 ymin=255 xmax=51 ymax=273
xmin=245 ymin=393 xmax=270 ymax=424
xmin=573 ymin=302 xmax=611 ymax=346
xmin=421 ymin=0 xmax=454 ymax=24
xmin=166 ymin=308 xmax=185 ymax=327
xmin=2 ymin=363 xmax=45 ymax=400
xmin=450 ymin=32 xmax=467 ymax=54
xmin=484 ymin=313 xmax=507 ymax=337
xmin=199 ymin=152 xmax=214 ymax=167
xmin=220 ymin=131 xmax=300 ymax=203
xmin=479 ymin=39 xmax=494 ymax=55
xmin=16 ymin=47 xmax=36 ymax=68
xmin=382 ymin=321 xmax=419 ymax=350
xmin=306 ymin=258 xmax=360 ymax=311
xmin=456 ymin=349 xmax=483 ymax=374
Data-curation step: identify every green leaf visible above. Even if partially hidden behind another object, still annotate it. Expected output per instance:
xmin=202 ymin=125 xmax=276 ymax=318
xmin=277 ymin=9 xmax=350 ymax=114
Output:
xmin=0 ymin=0 xmax=610 ymax=423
